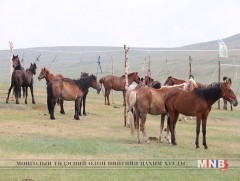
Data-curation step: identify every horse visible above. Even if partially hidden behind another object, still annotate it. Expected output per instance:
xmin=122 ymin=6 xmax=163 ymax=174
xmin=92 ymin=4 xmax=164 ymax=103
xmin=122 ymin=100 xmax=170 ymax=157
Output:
xmin=47 ymin=74 xmax=101 ymax=120
xmin=38 ymin=67 xmax=65 ymax=114
xmin=127 ymin=83 xmax=186 ymax=144
xmin=145 ymin=75 xmax=161 ymax=89
xmin=223 ymin=76 xmax=233 ymax=111
xmin=12 ymin=54 xmax=25 ymax=98
xmin=79 ymin=72 xmax=89 ymax=116
xmin=164 ymin=75 xmax=205 ymax=88
xmin=99 ymin=72 xmax=140 ymax=105
xmin=164 ymin=82 xmax=238 ymax=149
xmin=6 ymin=63 xmax=37 ymax=104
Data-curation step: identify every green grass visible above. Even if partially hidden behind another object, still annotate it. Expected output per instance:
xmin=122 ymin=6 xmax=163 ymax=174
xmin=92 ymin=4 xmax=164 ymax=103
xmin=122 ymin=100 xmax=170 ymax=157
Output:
xmin=0 ymin=84 xmax=240 ymax=180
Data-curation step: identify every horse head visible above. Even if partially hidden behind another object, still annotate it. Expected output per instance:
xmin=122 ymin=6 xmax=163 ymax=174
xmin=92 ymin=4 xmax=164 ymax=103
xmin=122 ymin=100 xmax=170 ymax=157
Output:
xmin=29 ymin=63 xmax=37 ymax=75
xmin=38 ymin=67 xmax=48 ymax=80
xmin=163 ymin=76 xmax=173 ymax=86
xmin=90 ymin=75 xmax=101 ymax=94
xmin=12 ymin=54 xmax=20 ymax=68
xmin=223 ymin=76 xmax=232 ymax=88
xmin=134 ymin=72 xmax=140 ymax=84
xmin=221 ymin=83 xmax=238 ymax=106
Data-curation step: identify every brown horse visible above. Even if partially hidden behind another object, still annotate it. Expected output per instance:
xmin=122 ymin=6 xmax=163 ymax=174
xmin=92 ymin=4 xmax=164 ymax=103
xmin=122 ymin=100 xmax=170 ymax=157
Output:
xmin=6 ymin=63 xmax=37 ymax=104
xmin=127 ymin=83 xmax=186 ymax=144
xmin=99 ymin=72 xmax=140 ymax=105
xmin=223 ymin=76 xmax=233 ymax=111
xmin=38 ymin=67 xmax=65 ymax=114
xmin=47 ymin=75 xmax=101 ymax=120
xmin=165 ymin=82 xmax=238 ymax=149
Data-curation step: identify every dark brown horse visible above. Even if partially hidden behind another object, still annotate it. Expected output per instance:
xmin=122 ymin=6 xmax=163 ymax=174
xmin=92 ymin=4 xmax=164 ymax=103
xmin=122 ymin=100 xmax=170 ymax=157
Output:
xmin=6 ymin=63 xmax=37 ymax=104
xmin=164 ymin=76 xmax=205 ymax=88
xmin=99 ymin=72 xmax=140 ymax=105
xmin=80 ymin=72 xmax=89 ymax=116
xmin=145 ymin=75 xmax=161 ymax=89
xmin=38 ymin=67 xmax=65 ymax=114
xmin=12 ymin=54 xmax=25 ymax=98
xmin=165 ymin=82 xmax=238 ymax=149
xmin=47 ymin=75 xmax=101 ymax=120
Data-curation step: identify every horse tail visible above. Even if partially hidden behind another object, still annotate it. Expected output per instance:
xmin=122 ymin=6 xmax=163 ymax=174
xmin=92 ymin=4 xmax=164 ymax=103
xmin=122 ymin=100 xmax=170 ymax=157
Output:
xmin=127 ymin=91 xmax=137 ymax=112
xmin=99 ymin=77 xmax=104 ymax=84
xmin=47 ymin=83 xmax=53 ymax=114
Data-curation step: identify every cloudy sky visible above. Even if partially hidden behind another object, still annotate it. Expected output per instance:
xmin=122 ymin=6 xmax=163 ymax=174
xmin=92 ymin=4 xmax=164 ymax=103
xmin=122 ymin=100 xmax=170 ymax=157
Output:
xmin=1 ymin=0 xmax=240 ymax=50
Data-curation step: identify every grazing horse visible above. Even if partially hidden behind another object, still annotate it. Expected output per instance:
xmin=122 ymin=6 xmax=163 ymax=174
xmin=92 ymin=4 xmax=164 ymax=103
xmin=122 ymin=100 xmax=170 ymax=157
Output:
xmin=38 ymin=67 xmax=65 ymax=114
xmin=80 ymin=72 xmax=89 ymax=116
xmin=6 ymin=63 xmax=37 ymax=104
xmin=12 ymin=55 xmax=25 ymax=98
xmin=99 ymin=72 xmax=140 ymax=105
xmin=145 ymin=75 xmax=161 ymax=89
xmin=47 ymin=75 xmax=101 ymax=120
xmin=165 ymin=82 xmax=238 ymax=149
xmin=127 ymin=83 xmax=185 ymax=144
xmin=223 ymin=76 xmax=233 ymax=111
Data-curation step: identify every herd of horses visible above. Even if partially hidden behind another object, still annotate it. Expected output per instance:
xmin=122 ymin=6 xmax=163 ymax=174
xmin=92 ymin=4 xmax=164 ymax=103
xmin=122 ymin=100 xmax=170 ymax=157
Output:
xmin=5 ymin=54 xmax=238 ymax=149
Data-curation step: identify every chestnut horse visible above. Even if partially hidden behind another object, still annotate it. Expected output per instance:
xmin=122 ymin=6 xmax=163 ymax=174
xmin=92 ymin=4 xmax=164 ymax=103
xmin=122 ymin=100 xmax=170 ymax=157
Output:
xmin=99 ymin=72 xmax=140 ymax=105
xmin=38 ymin=67 xmax=65 ymax=114
xmin=47 ymin=75 xmax=101 ymax=120
xmin=6 ymin=63 xmax=37 ymax=104
xmin=127 ymin=83 xmax=186 ymax=144
xmin=165 ymin=82 xmax=238 ymax=149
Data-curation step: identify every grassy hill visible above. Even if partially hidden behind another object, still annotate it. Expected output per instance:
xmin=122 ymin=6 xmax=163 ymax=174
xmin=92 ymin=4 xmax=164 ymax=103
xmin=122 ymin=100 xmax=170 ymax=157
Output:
xmin=1 ymin=33 xmax=240 ymax=94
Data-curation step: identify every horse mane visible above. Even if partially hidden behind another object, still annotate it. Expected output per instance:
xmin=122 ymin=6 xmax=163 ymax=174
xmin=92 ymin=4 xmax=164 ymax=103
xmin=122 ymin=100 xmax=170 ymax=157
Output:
xmin=169 ymin=76 xmax=185 ymax=82
xmin=43 ymin=67 xmax=53 ymax=75
xmin=121 ymin=72 xmax=136 ymax=78
xmin=194 ymin=84 xmax=221 ymax=102
xmin=26 ymin=63 xmax=37 ymax=74
xmin=74 ymin=75 xmax=97 ymax=92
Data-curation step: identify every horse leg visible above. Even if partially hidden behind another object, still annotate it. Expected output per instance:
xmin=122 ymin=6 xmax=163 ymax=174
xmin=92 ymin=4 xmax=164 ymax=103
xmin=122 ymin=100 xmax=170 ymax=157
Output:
xmin=18 ymin=86 xmax=21 ymax=98
xmin=50 ymin=99 xmax=56 ymax=120
xmin=140 ymin=114 xmax=149 ymax=144
xmin=195 ymin=116 xmax=201 ymax=149
xmin=223 ymin=99 xmax=227 ymax=110
xmin=83 ymin=94 xmax=86 ymax=116
xmin=25 ymin=87 xmax=28 ymax=104
xmin=169 ymin=112 xmax=177 ymax=145
xmin=15 ymin=85 xmax=20 ymax=104
xmin=59 ymin=99 xmax=65 ymax=114
xmin=202 ymin=116 xmax=208 ymax=149
xmin=6 ymin=83 xmax=14 ymax=103
xmin=30 ymin=85 xmax=35 ymax=104
xmin=135 ymin=109 xmax=141 ymax=144
xmin=79 ymin=99 xmax=82 ymax=116
xmin=22 ymin=87 xmax=26 ymax=98
xmin=106 ymin=90 xmax=111 ymax=105
xmin=122 ymin=91 xmax=126 ymax=106
xmin=159 ymin=114 xmax=165 ymax=143
xmin=74 ymin=99 xmax=81 ymax=120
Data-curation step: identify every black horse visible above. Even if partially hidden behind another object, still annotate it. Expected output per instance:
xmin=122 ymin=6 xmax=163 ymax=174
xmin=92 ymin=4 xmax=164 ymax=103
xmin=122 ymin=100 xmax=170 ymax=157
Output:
xmin=12 ymin=55 xmax=26 ymax=98
xmin=6 ymin=63 xmax=37 ymax=104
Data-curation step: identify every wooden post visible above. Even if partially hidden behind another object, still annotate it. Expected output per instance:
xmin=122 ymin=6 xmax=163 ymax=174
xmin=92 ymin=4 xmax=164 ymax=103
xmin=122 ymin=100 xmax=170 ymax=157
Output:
xmin=189 ymin=56 xmax=192 ymax=78
xmin=218 ymin=57 xmax=221 ymax=109
xmin=147 ymin=51 xmax=151 ymax=77
xmin=124 ymin=45 xmax=129 ymax=127
xmin=9 ymin=41 xmax=13 ymax=97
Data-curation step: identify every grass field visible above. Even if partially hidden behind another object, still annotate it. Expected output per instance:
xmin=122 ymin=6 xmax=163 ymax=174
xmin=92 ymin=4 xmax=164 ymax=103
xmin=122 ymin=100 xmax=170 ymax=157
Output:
xmin=0 ymin=83 xmax=239 ymax=181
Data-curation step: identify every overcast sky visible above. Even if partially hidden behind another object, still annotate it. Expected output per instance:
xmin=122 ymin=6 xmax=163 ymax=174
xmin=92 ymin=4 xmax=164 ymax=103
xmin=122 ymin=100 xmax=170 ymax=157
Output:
xmin=1 ymin=0 xmax=240 ymax=50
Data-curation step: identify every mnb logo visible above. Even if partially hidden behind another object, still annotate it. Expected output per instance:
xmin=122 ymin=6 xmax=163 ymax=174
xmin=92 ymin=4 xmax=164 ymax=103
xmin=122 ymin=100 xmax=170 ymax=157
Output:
xmin=198 ymin=160 xmax=228 ymax=171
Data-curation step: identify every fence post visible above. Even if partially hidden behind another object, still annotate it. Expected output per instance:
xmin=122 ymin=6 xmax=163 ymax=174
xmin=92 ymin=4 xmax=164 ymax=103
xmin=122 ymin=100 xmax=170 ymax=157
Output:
xmin=218 ymin=57 xmax=221 ymax=109
xmin=111 ymin=55 xmax=114 ymax=105
xmin=189 ymin=56 xmax=192 ymax=78
xmin=124 ymin=45 xmax=129 ymax=127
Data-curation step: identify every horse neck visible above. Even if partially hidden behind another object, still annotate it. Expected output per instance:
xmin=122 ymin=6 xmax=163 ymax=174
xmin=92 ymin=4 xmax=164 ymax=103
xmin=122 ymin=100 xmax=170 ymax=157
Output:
xmin=46 ymin=72 xmax=55 ymax=83
xmin=127 ymin=74 xmax=137 ymax=84
xmin=172 ymin=78 xmax=185 ymax=84
xmin=195 ymin=86 xmax=222 ymax=106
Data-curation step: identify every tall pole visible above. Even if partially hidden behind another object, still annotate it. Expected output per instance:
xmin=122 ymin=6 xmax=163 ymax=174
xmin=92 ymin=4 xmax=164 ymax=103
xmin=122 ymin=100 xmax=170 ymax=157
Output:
xmin=124 ymin=45 xmax=129 ymax=127
xmin=218 ymin=57 xmax=221 ymax=110
xmin=147 ymin=51 xmax=151 ymax=77
xmin=189 ymin=56 xmax=192 ymax=78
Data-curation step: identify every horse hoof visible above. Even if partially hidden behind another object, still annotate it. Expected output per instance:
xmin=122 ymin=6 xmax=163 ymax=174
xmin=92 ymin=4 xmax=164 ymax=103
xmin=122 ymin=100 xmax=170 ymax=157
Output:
xmin=50 ymin=117 xmax=55 ymax=120
xmin=60 ymin=111 xmax=65 ymax=114
xmin=16 ymin=102 xmax=20 ymax=104
xmin=204 ymin=145 xmax=208 ymax=149
xmin=32 ymin=101 xmax=36 ymax=104
xmin=83 ymin=113 xmax=86 ymax=116
xmin=74 ymin=117 xmax=80 ymax=120
xmin=172 ymin=142 xmax=177 ymax=146
xmin=196 ymin=145 xmax=200 ymax=149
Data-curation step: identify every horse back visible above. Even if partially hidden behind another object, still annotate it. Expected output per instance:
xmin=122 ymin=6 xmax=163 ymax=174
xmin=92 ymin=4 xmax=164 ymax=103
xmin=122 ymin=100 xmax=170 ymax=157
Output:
xmin=101 ymin=75 xmax=124 ymax=91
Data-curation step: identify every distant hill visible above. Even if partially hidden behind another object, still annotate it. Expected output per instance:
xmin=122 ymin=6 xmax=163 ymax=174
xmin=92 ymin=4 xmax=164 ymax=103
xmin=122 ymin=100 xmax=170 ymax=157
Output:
xmin=1 ymin=33 xmax=240 ymax=94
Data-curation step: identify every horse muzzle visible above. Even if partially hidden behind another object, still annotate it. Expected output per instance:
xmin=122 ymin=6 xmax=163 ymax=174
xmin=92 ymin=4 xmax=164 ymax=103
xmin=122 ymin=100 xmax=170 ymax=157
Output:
xmin=97 ymin=87 xmax=101 ymax=94
xmin=230 ymin=99 xmax=238 ymax=107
